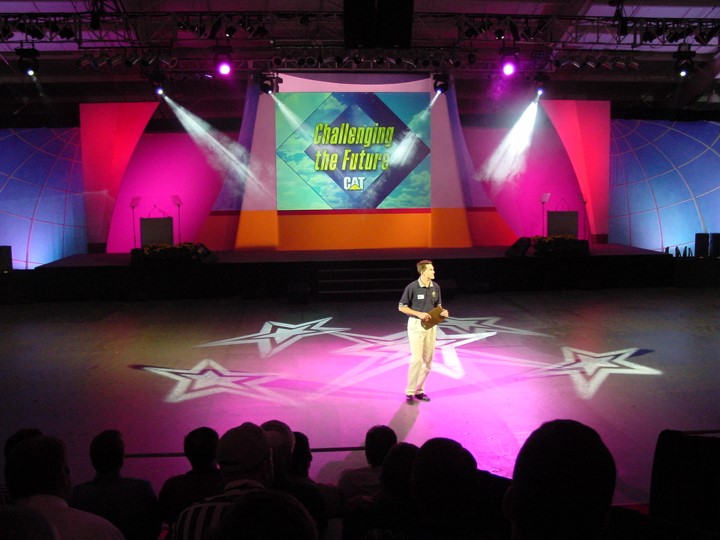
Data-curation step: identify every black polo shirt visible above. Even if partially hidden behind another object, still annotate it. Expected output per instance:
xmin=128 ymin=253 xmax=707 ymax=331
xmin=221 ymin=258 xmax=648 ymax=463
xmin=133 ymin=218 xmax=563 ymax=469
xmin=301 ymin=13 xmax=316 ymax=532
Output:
xmin=399 ymin=279 xmax=442 ymax=316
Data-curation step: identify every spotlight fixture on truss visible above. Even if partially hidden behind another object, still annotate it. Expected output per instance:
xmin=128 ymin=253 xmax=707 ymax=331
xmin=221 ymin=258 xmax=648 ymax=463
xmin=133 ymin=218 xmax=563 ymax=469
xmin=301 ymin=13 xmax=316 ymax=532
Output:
xmin=259 ymin=73 xmax=281 ymax=94
xmin=673 ymin=43 xmax=696 ymax=78
xmin=610 ymin=0 xmax=628 ymax=37
xmin=432 ymin=73 xmax=449 ymax=94
xmin=211 ymin=45 xmax=233 ymax=76
xmin=15 ymin=46 xmax=39 ymax=75
xmin=500 ymin=46 xmax=519 ymax=76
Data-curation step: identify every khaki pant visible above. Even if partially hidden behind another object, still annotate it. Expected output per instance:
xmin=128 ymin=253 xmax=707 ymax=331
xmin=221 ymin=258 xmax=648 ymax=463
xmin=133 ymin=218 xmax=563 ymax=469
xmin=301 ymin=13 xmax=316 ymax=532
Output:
xmin=405 ymin=317 xmax=437 ymax=395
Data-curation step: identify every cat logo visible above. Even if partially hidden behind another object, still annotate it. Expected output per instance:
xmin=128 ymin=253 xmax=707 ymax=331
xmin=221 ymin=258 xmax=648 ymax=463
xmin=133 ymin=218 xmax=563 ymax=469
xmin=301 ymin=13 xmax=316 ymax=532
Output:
xmin=343 ymin=176 xmax=365 ymax=191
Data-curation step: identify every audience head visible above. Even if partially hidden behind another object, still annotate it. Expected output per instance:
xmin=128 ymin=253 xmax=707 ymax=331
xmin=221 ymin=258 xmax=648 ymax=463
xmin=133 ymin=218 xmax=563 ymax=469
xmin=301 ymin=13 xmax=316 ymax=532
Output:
xmin=4 ymin=428 xmax=43 ymax=459
xmin=364 ymin=425 xmax=398 ymax=468
xmin=5 ymin=435 xmax=72 ymax=502
xmin=379 ymin=442 xmax=419 ymax=497
xmin=288 ymin=431 xmax=312 ymax=478
xmin=504 ymin=419 xmax=616 ymax=539
xmin=89 ymin=429 xmax=124 ymax=474
xmin=183 ymin=426 xmax=219 ymax=470
xmin=216 ymin=422 xmax=273 ymax=487
xmin=211 ymin=489 xmax=318 ymax=540
xmin=413 ymin=437 xmax=478 ymax=516
xmin=261 ymin=420 xmax=295 ymax=475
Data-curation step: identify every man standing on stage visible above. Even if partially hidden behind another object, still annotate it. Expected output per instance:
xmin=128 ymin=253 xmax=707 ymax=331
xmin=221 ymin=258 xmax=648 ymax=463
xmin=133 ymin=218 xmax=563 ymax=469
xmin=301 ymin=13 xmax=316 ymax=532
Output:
xmin=398 ymin=260 xmax=449 ymax=404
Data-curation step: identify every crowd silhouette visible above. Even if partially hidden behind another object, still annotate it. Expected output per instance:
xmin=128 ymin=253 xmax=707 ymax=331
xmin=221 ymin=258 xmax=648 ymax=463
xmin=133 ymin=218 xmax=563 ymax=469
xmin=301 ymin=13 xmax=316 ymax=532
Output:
xmin=2 ymin=419 xmax=718 ymax=539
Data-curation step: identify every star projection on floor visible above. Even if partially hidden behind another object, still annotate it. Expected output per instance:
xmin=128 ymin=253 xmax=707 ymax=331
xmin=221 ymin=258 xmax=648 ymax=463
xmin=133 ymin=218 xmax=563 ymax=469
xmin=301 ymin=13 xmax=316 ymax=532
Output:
xmin=545 ymin=347 xmax=663 ymax=399
xmin=136 ymin=359 xmax=297 ymax=405
xmin=137 ymin=317 xmax=662 ymax=402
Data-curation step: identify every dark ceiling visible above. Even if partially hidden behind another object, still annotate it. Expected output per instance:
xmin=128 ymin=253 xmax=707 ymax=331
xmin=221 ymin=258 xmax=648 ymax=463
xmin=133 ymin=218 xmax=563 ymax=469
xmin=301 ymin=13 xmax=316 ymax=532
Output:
xmin=2 ymin=0 xmax=720 ymax=128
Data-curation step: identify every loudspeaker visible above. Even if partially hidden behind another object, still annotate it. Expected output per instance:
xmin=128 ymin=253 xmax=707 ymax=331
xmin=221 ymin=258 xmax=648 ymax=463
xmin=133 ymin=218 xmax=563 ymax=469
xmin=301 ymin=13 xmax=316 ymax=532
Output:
xmin=709 ymin=233 xmax=720 ymax=257
xmin=547 ymin=211 xmax=578 ymax=238
xmin=0 ymin=245 xmax=11 ymax=273
xmin=343 ymin=0 xmax=413 ymax=49
xmin=343 ymin=0 xmax=376 ymax=48
xmin=505 ymin=237 xmax=531 ymax=257
xmin=695 ymin=233 xmax=709 ymax=257
xmin=650 ymin=429 xmax=720 ymax=534
xmin=140 ymin=217 xmax=174 ymax=246
xmin=376 ymin=0 xmax=414 ymax=48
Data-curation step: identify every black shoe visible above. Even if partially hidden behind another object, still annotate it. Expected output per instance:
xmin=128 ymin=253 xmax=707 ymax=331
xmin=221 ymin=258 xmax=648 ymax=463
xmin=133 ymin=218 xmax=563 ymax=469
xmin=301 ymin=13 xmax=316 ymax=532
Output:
xmin=414 ymin=393 xmax=431 ymax=402
xmin=405 ymin=395 xmax=415 ymax=404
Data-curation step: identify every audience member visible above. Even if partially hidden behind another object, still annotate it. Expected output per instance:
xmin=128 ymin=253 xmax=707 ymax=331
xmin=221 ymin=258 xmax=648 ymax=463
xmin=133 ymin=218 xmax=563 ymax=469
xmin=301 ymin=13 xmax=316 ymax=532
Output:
xmin=4 ymin=433 xmax=124 ymax=540
xmin=338 ymin=425 xmax=397 ymax=500
xmin=289 ymin=431 xmax=344 ymax=519
xmin=503 ymin=419 xmax=616 ymax=539
xmin=1 ymin=428 xmax=43 ymax=505
xmin=158 ymin=427 xmax=223 ymax=525
xmin=167 ymin=422 xmax=273 ymax=540
xmin=72 ymin=429 xmax=161 ymax=540
xmin=343 ymin=442 xmax=419 ymax=540
xmin=0 ymin=504 xmax=59 ymax=540
xmin=411 ymin=437 xmax=492 ymax=539
xmin=262 ymin=420 xmax=329 ymax=536
xmin=209 ymin=488 xmax=319 ymax=540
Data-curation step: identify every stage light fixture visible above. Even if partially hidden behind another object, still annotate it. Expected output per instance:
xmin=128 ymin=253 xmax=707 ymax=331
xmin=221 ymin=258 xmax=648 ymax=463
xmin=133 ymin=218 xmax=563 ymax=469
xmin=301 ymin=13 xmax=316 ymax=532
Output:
xmin=673 ymin=43 xmax=696 ymax=78
xmin=534 ymin=72 xmax=549 ymax=97
xmin=432 ymin=73 xmax=449 ymax=95
xmin=500 ymin=47 xmax=519 ymax=76
xmin=124 ymin=52 xmax=141 ymax=67
xmin=211 ymin=45 xmax=233 ymax=76
xmin=76 ymin=53 xmax=94 ymax=68
xmin=1 ymin=22 xmax=14 ymax=40
xmin=259 ymin=74 xmax=281 ymax=94
xmin=16 ymin=47 xmax=39 ymax=76
xmin=464 ymin=23 xmax=479 ymax=40
xmin=108 ymin=53 xmax=126 ymax=67
xmin=252 ymin=24 xmax=268 ymax=38
xmin=642 ymin=25 xmax=658 ymax=43
xmin=611 ymin=0 xmax=628 ymax=37
xmin=58 ymin=23 xmax=74 ymax=40
xmin=225 ymin=25 xmax=237 ymax=38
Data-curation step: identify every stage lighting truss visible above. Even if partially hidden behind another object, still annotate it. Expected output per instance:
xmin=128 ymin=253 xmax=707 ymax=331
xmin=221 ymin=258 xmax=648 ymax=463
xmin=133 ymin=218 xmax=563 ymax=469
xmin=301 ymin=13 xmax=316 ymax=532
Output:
xmin=553 ymin=52 xmax=639 ymax=71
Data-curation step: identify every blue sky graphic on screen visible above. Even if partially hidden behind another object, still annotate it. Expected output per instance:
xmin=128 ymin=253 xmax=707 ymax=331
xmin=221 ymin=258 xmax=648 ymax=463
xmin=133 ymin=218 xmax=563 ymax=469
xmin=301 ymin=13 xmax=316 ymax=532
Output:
xmin=276 ymin=92 xmax=430 ymax=210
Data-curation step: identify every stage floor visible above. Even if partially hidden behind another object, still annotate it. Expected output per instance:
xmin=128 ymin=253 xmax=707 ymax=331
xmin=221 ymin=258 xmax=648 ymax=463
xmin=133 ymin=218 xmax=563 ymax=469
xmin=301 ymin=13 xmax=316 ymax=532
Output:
xmin=2 ymin=284 xmax=719 ymax=506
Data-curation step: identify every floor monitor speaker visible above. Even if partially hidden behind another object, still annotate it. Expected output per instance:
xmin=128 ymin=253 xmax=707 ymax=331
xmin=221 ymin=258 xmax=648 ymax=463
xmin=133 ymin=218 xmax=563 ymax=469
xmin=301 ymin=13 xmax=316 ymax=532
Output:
xmin=0 ymin=245 xmax=11 ymax=272
xmin=695 ymin=233 xmax=709 ymax=257
xmin=709 ymin=233 xmax=720 ymax=257
xmin=505 ymin=237 xmax=531 ymax=257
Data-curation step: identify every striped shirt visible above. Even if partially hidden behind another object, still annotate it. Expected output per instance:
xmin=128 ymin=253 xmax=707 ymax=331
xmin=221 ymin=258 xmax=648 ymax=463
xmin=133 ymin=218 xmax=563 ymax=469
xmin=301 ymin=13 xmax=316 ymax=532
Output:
xmin=167 ymin=480 xmax=264 ymax=540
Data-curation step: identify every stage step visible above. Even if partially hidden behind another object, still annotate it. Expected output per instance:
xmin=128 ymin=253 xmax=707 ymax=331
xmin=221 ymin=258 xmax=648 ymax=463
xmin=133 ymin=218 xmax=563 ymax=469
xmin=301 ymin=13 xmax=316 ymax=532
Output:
xmin=316 ymin=266 xmax=409 ymax=298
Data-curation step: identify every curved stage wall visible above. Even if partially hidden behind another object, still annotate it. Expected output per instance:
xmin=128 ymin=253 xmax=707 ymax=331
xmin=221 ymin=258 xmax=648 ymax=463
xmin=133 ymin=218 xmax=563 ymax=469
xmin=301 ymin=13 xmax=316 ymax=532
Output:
xmin=1 ymin=74 xmax=719 ymax=269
